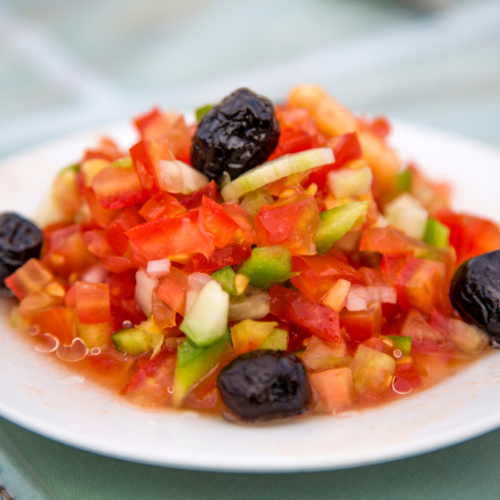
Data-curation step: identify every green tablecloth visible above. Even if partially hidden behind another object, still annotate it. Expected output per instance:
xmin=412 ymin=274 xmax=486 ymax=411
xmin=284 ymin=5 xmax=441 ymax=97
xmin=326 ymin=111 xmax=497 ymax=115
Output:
xmin=1 ymin=415 xmax=499 ymax=500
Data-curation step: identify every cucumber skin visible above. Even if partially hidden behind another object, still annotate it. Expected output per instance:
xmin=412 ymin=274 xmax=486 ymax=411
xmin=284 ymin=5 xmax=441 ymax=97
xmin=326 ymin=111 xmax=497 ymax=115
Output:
xmin=111 ymin=328 xmax=162 ymax=356
xmin=173 ymin=337 xmax=228 ymax=406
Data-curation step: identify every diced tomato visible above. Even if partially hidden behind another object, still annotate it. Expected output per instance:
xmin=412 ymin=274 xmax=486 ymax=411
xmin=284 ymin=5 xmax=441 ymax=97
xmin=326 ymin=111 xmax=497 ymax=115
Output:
xmin=152 ymin=293 xmax=177 ymax=329
xmin=200 ymin=196 xmax=240 ymax=247
xmin=42 ymin=225 xmax=96 ymax=279
xmin=436 ymin=208 xmax=500 ymax=266
xmin=179 ymin=180 xmax=219 ymax=210
xmin=360 ymin=336 xmax=392 ymax=355
xmin=106 ymin=271 xmax=146 ymax=326
xmin=255 ymin=194 xmax=320 ymax=255
xmin=82 ymin=187 xmax=119 ymax=229
xmin=360 ymin=226 xmax=419 ymax=255
xmin=82 ymin=138 xmax=123 ymax=163
xmin=358 ymin=116 xmax=391 ymax=140
xmin=304 ymin=132 xmax=363 ymax=193
xmin=139 ymin=193 xmax=186 ymax=221
xmin=380 ymin=252 xmax=413 ymax=283
xmin=309 ymin=367 xmax=355 ymax=413
xmin=92 ymin=166 xmax=146 ymax=209
xmin=400 ymin=309 xmax=448 ymax=351
xmin=130 ymin=137 xmax=174 ymax=192
xmin=395 ymin=363 xmax=422 ymax=388
xmin=30 ymin=307 xmax=75 ymax=345
xmin=121 ymin=347 xmax=177 ymax=406
xmin=191 ymin=244 xmax=252 ymax=274
xmin=287 ymin=324 xmax=310 ymax=351
xmin=291 ymin=254 xmax=360 ymax=301
xmin=103 ymin=224 xmax=130 ymax=256
xmin=222 ymin=204 xmax=256 ymax=245
xmin=133 ymin=107 xmax=172 ymax=141
xmin=75 ymin=282 xmax=111 ymax=325
xmin=156 ymin=267 xmax=190 ymax=315
xmin=269 ymin=285 xmax=341 ymax=343
xmin=125 ymin=209 xmax=214 ymax=261
xmin=393 ymin=258 xmax=450 ymax=315
xmin=5 ymin=259 xmax=54 ymax=300
xmin=340 ymin=305 xmax=383 ymax=344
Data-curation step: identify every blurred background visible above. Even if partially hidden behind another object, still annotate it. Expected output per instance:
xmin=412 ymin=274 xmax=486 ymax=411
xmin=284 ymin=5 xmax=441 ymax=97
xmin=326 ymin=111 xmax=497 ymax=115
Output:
xmin=0 ymin=0 xmax=499 ymax=160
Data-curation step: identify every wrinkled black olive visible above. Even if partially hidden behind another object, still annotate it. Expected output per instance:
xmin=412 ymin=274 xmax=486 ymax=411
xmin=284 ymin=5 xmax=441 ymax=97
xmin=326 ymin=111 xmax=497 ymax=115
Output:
xmin=449 ymin=250 xmax=500 ymax=343
xmin=191 ymin=88 xmax=280 ymax=181
xmin=217 ymin=350 xmax=313 ymax=422
xmin=0 ymin=213 xmax=43 ymax=297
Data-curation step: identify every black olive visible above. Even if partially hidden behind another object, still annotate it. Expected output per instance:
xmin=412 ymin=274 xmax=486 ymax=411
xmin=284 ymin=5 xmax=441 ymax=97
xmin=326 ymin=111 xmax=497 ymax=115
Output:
xmin=0 ymin=213 xmax=43 ymax=297
xmin=449 ymin=250 xmax=500 ymax=343
xmin=217 ymin=350 xmax=313 ymax=422
xmin=191 ymin=88 xmax=280 ymax=181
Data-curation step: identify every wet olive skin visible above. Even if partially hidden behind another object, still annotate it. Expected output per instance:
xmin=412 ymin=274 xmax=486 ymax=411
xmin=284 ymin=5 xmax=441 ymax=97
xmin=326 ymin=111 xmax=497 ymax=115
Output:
xmin=217 ymin=350 xmax=313 ymax=422
xmin=0 ymin=213 xmax=43 ymax=297
xmin=191 ymin=88 xmax=280 ymax=181
xmin=449 ymin=250 xmax=500 ymax=342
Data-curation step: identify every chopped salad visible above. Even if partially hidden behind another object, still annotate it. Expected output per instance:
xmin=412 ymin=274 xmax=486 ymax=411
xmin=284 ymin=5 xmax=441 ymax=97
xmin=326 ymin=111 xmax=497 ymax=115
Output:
xmin=2 ymin=85 xmax=500 ymax=422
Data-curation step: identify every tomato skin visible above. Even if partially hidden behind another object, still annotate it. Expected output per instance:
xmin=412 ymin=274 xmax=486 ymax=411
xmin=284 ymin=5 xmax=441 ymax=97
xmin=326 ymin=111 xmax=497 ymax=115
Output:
xmin=191 ymin=244 xmax=252 ymax=274
xmin=125 ymin=209 xmax=214 ymax=261
xmin=436 ymin=208 xmax=500 ymax=266
xmin=130 ymin=138 xmax=173 ymax=192
xmin=122 ymin=347 xmax=177 ymax=406
xmin=269 ymin=285 xmax=341 ymax=343
xmin=82 ymin=187 xmax=119 ymax=229
xmin=340 ymin=305 xmax=382 ymax=344
xmin=291 ymin=254 xmax=360 ymax=301
xmin=200 ymin=196 xmax=240 ymax=248
xmin=74 ymin=282 xmax=111 ymax=325
xmin=222 ymin=204 xmax=255 ymax=245
xmin=133 ymin=107 xmax=171 ymax=141
xmin=255 ymin=194 xmax=320 ymax=255
xmin=393 ymin=258 xmax=449 ymax=316
xmin=179 ymin=180 xmax=219 ymax=210
xmin=92 ymin=167 xmax=146 ymax=209
xmin=106 ymin=271 xmax=146 ymax=326
xmin=156 ymin=267 xmax=190 ymax=315
xmin=139 ymin=193 xmax=186 ymax=221
xmin=380 ymin=252 xmax=413 ymax=283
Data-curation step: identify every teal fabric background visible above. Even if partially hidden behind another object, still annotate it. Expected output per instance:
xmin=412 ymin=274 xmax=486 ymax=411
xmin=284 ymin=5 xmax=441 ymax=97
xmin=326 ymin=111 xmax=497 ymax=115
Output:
xmin=1 ymin=415 xmax=499 ymax=499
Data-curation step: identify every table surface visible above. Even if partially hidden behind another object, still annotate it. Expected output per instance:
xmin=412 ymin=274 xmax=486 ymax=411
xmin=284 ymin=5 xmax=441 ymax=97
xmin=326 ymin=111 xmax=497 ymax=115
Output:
xmin=1 ymin=0 xmax=500 ymax=498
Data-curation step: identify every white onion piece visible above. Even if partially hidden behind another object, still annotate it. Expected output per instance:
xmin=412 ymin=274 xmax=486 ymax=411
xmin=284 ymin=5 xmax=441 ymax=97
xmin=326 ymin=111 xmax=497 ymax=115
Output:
xmin=228 ymin=292 xmax=270 ymax=322
xmin=135 ymin=268 xmax=158 ymax=317
xmin=147 ymin=259 xmax=171 ymax=279
xmin=33 ymin=333 xmax=60 ymax=353
xmin=156 ymin=159 xmax=208 ymax=194
xmin=346 ymin=285 xmax=397 ymax=312
xmin=57 ymin=338 xmax=89 ymax=362
xmin=80 ymin=263 xmax=109 ymax=284
xmin=185 ymin=273 xmax=213 ymax=314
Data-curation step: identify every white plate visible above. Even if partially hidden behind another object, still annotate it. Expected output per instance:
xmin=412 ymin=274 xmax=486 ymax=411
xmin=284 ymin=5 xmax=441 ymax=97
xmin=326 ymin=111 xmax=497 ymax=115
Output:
xmin=0 ymin=120 xmax=500 ymax=473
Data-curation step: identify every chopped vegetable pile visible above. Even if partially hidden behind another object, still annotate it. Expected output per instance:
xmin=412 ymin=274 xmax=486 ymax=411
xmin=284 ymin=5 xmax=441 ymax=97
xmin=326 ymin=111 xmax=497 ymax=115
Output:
xmin=2 ymin=85 xmax=500 ymax=422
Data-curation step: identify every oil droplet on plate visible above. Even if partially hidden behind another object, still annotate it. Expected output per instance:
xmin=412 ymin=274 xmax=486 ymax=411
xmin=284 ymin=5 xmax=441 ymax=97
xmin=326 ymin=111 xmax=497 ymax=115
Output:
xmin=33 ymin=333 xmax=59 ymax=353
xmin=57 ymin=338 xmax=89 ymax=362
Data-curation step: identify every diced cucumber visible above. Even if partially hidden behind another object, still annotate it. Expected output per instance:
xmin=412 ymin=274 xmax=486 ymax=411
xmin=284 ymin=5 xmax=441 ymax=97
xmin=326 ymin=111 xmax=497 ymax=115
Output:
xmin=385 ymin=335 xmax=412 ymax=356
xmin=327 ymin=165 xmax=373 ymax=198
xmin=259 ymin=328 xmax=288 ymax=350
xmin=173 ymin=336 xmax=227 ymax=406
xmin=238 ymin=246 xmax=293 ymax=289
xmin=212 ymin=266 xmax=237 ymax=295
xmin=221 ymin=148 xmax=334 ymax=201
xmin=351 ymin=344 xmax=395 ymax=397
xmin=180 ymin=280 xmax=229 ymax=347
xmin=424 ymin=217 xmax=450 ymax=248
xmin=315 ymin=201 xmax=368 ymax=254
xmin=384 ymin=193 xmax=429 ymax=240
xmin=111 ymin=328 xmax=163 ymax=356
xmin=230 ymin=319 xmax=277 ymax=354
